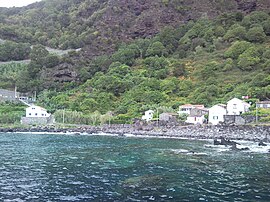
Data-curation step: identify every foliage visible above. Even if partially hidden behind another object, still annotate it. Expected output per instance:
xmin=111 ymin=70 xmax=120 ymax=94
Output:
xmin=0 ymin=41 xmax=31 ymax=61
xmin=246 ymin=26 xmax=266 ymax=43
xmin=1 ymin=8 xmax=270 ymax=123
xmin=0 ymin=102 xmax=25 ymax=124
xmin=54 ymin=110 xmax=112 ymax=125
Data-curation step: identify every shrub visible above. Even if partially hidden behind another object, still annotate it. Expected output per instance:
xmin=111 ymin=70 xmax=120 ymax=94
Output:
xmin=224 ymin=41 xmax=252 ymax=59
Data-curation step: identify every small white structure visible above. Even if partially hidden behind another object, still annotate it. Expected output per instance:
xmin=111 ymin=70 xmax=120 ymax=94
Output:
xmin=227 ymin=98 xmax=250 ymax=115
xmin=142 ymin=110 xmax=154 ymax=122
xmin=186 ymin=108 xmax=208 ymax=124
xmin=178 ymin=104 xmax=204 ymax=115
xmin=208 ymin=104 xmax=227 ymax=125
xmin=21 ymin=105 xmax=53 ymax=125
xmin=26 ymin=105 xmax=50 ymax=118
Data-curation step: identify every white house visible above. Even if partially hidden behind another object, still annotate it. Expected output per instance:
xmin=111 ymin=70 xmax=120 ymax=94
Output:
xmin=26 ymin=105 xmax=50 ymax=118
xmin=142 ymin=110 xmax=154 ymax=122
xmin=186 ymin=108 xmax=208 ymax=125
xmin=208 ymin=104 xmax=227 ymax=125
xmin=227 ymin=98 xmax=250 ymax=115
xmin=178 ymin=104 xmax=204 ymax=115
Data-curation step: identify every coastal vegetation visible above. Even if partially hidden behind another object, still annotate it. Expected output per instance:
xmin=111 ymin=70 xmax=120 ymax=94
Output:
xmin=0 ymin=102 xmax=25 ymax=124
xmin=0 ymin=0 xmax=270 ymax=124
xmin=37 ymin=11 xmax=270 ymax=123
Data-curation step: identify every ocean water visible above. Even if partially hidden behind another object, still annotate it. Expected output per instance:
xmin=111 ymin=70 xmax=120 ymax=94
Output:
xmin=0 ymin=132 xmax=269 ymax=201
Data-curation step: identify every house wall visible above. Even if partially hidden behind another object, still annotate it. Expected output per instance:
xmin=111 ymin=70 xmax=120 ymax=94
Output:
xmin=209 ymin=105 xmax=227 ymax=125
xmin=159 ymin=113 xmax=177 ymax=122
xmin=26 ymin=106 xmax=50 ymax=118
xmin=186 ymin=116 xmax=204 ymax=124
xmin=227 ymin=99 xmax=250 ymax=115
xmin=21 ymin=116 xmax=54 ymax=125
xmin=224 ymin=115 xmax=256 ymax=125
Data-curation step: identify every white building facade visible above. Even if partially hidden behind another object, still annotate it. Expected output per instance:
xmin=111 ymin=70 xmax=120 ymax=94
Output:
xmin=142 ymin=110 xmax=154 ymax=122
xmin=26 ymin=105 xmax=50 ymax=118
xmin=227 ymin=98 xmax=250 ymax=115
xmin=208 ymin=104 xmax=227 ymax=125
xmin=186 ymin=116 xmax=205 ymax=124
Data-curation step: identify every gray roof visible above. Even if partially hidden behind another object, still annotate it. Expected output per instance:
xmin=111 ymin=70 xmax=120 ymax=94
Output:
xmin=0 ymin=89 xmax=19 ymax=101
xmin=257 ymin=101 xmax=270 ymax=104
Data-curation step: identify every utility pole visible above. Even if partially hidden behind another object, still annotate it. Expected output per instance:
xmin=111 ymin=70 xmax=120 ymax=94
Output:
xmin=157 ymin=108 xmax=159 ymax=128
xmin=255 ymin=102 xmax=258 ymax=123
xmin=109 ymin=113 xmax=111 ymax=127
xmin=63 ymin=108 xmax=65 ymax=124
xmin=34 ymin=91 xmax=37 ymax=102
xmin=14 ymin=86 xmax=17 ymax=99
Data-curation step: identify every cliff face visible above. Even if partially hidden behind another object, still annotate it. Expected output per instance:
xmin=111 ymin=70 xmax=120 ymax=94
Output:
xmin=76 ymin=0 xmax=270 ymax=63
xmin=89 ymin=0 xmax=269 ymax=39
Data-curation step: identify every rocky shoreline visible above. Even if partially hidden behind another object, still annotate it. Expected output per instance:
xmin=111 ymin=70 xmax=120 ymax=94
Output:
xmin=0 ymin=124 xmax=269 ymax=143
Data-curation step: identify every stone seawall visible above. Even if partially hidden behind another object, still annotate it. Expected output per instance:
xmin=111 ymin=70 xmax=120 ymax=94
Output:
xmin=0 ymin=124 xmax=269 ymax=142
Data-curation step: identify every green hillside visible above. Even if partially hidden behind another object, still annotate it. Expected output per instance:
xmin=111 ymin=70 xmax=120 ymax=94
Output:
xmin=0 ymin=0 xmax=270 ymax=124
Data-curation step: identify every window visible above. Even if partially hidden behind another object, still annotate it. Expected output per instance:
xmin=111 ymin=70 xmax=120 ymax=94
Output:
xmin=32 ymin=108 xmax=35 ymax=110
xmin=29 ymin=113 xmax=31 ymax=116
xmin=213 ymin=116 xmax=218 ymax=120
xmin=42 ymin=114 xmax=44 ymax=116
xmin=35 ymin=113 xmax=38 ymax=116
xmin=233 ymin=104 xmax=237 ymax=109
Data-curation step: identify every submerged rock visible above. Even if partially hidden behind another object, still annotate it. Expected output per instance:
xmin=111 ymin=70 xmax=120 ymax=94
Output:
xmin=214 ymin=137 xmax=239 ymax=146
xmin=231 ymin=144 xmax=249 ymax=151
xmin=122 ymin=175 xmax=163 ymax=188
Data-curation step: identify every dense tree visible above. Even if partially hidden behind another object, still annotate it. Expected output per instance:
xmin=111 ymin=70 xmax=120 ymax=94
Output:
xmin=28 ymin=44 xmax=49 ymax=78
xmin=224 ymin=41 xmax=252 ymax=59
xmin=262 ymin=20 xmax=270 ymax=36
xmin=0 ymin=41 xmax=31 ymax=61
xmin=146 ymin=42 xmax=168 ymax=57
xmin=224 ymin=24 xmax=246 ymax=42
xmin=237 ymin=47 xmax=261 ymax=70
xmin=246 ymin=26 xmax=266 ymax=43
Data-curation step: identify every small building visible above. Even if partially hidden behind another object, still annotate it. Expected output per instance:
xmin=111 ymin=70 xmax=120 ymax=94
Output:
xmin=256 ymin=101 xmax=270 ymax=109
xmin=186 ymin=108 xmax=208 ymax=124
xmin=178 ymin=104 xmax=204 ymax=115
xmin=21 ymin=105 xmax=54 ymax=125
xmin=26 ymin=105 xmax=50 ymax=118
xmin=159 ymin=112 xmax=178 ymax=122
xmin=208 ymin=104 xmax=227 ymax=125
xmin=142 ymin=110 xmax=154 ymax=122
xmin=227 ymin=98 xmax=250 ymax=115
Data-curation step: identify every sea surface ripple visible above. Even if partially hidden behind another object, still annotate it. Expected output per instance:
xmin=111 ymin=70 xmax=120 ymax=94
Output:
xmin=0 ymin=133 xmax=269 ymax=201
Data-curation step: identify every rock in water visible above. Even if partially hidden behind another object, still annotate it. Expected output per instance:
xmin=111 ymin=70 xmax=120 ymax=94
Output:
xmin=258 ymin=140 xmax=267 ymax=146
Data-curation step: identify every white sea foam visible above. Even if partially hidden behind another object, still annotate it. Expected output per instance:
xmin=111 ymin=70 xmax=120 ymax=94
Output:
xmin=14 ymin=131 xmax=77 ymax=135
xmin=204 ymin=142 xmax=270 ymax=153
xmin=169 ymin=149 xmax=208 ymax=156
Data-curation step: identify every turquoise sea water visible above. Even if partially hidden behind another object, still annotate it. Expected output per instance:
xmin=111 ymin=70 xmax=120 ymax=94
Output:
xmin=0 ymin=133 xmax=269 ymax=201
